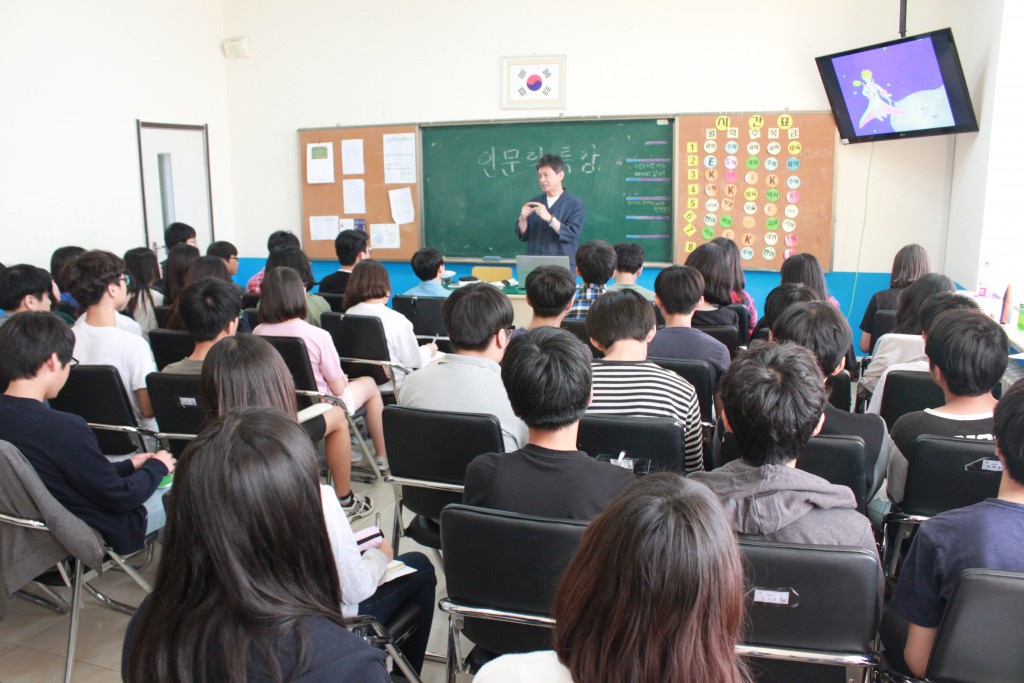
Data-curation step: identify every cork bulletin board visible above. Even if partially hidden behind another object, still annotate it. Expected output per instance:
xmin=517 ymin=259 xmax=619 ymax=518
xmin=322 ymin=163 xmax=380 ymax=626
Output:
xmin=674 ymin=112 xmax=836 ymax=270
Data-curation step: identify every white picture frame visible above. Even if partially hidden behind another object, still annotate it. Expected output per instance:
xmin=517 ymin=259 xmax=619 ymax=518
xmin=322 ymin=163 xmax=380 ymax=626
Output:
xmin=502 ymin=56 xmax=566 ymax=109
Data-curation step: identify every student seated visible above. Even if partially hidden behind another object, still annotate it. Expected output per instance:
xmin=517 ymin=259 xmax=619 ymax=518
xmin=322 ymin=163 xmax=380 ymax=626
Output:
xmin=606 ymin=242 xmax=655 ymax=301
xmin=50 ymin=245 xmax=85 ymax=307
xmin=0 ymin=264 xmax=55 ymax=326
xmin=511 ymin=265 xmax=580 ymax=341
xmin=564 ymin=240 xmax=615 ymax=321
xmin=771 ymin=301 xmax=898 ymax=498
xmin=866 ymin=292 xmax=981 ymax=415
xmin=402 ymin=247 xmax=451 ymax=298
xmin=886 ymin=309 xmax=1007 ymax=505
xmin=586 ymin=289 xmax=704 ymax=473
xmin=475 ymin=474 xmax=749 ymax=683
xmin=860 ymin=273 xmax=955 ymax=396
xmin=161 ymin=255 xmax=232 ymax=331
xmin=750 ymin=282 xmax=818 ymax=340
xmin=400 ymin=283 xmax=528 ymax=451
xmin=319 ymin=229 xmax=370 ymax=295
xmin=690 ymin=341 xmax=875 ymax=553
xmin=859 ymin=243 xmax=932 ymax=352
xmin=343 ymin=259 xmax=437 ymax=390
xmin=160 ymin=222 xmax=197 ymax=274
xmin=162 ymin=243 xmax=201 ymax=311
xmin=122 ymin=248 xmax=164 ymax=339
xmin=206 ymin=240 xmax=246 ymax=296
xmin=161 ymin=278 xmax=240 ymax=374
xmin=64 ymin=250 xmax=158 ymax=432
xmin=684 ymin=242 xmax=740 ymax=328
xmin=0 ymin=313 xmax=175 ymax=553
xmin=246 ymin=229 xmax=300 ymax=294
xmin=252 ymin=267 xmax=387 ymax=518
xmin=780 ymin=252 xmax=839 ymax=307
xmin=265 ymin=246 xmax=331 ymax=326
xmin=463 ymin=327 xmax=635 ymax=520
xmin=713 ymin=236 xmax=759 ymax=335
xmin=121 ymin=409 xmax=394 ymax=682
xmin=881 ymin=378 xmax=1024 ymax=678
xmin=648 ymin=265 xmax=731 ymax=386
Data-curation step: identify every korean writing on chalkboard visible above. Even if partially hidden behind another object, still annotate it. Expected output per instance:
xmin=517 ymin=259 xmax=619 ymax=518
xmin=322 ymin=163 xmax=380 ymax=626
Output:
xmin=477 ymin=144 xmax=602 ymax=178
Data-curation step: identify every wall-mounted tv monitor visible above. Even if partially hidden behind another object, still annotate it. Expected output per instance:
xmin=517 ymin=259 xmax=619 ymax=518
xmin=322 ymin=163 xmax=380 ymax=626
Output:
xmin=816 ymin=28 xmax=978 ymax=144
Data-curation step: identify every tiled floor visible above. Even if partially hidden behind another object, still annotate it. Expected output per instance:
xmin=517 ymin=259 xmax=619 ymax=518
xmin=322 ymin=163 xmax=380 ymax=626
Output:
xmin=0 ymin=473 xmax=475 ymax=682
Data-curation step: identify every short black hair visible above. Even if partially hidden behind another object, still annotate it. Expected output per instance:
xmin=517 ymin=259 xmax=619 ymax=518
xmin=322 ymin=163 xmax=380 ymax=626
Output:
xmin=442 ymin=283 xmax=513 ymax=352
xmin=719 ymin=341 xmax=826 ymax=466
xmin=0 ymin=312 xmax=74 ymax=383
xmin=206 ymin=241 xmax=238 ymax=261
xmin=771 ymin=301 xmax=851 ymax=376
xmin=164 ymin=222 xmax=196 ymax=249
xmin=267 ymin=230 xmax=300 ymax=254
xmin=525 ymin=265 xmax=576 ymax=317
xmin=918 ymin=292 xmax=980 ymax=336
xmin=334 ymin=229 xmax=369 ymax=266
xmin=613 ymin=243 xmax=645 ymax=274
xmin=177 ymin=278 xmax=240 ymax=343
xmin=575 ymin=240 xmax=616 ymax=285
xmin=410 ymin=248 xmax=444 ymax=282
xmin=502 ymin=327 xmax=591 ymax=431
xmin=925 ymin=310 xmax=1007 ymax=397
xmin=586 ymin=289 xmax=655 ymax=349
xmin=0 ymin=265 xmax=52 ymax=310
xmin=654 ymin=266 xmax=704 ymax=315
xmin=64 ymin=250 xmax=125 ymax=308
xmin=537 ymin=154 xmax=565 ymax=175
xmin=685 ymin=242 xmax=733 ymax=307
xmin=762 ymin=283 xmax=819 ymax=323
xmin=994 ymin=379 xmax=1024 ymax=485
xmin=50 ymin=246 xmax=84 ymax=293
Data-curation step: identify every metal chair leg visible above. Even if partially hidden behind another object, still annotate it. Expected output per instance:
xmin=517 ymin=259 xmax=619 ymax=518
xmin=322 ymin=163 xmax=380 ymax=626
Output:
xmin=15 ymin=584 xmax=69 ymax=614
xmin=63 ymin=559 xmax=83 ymax=683
xmin=445 ymin=614 xmax=466 ymax=683
xmin=391 ymin=484 xmax=405 ymax=553
xmin=107 ymin=550 xmax=154 ymax=592
xmin=83 ymin=582 xmax=136 ymax=615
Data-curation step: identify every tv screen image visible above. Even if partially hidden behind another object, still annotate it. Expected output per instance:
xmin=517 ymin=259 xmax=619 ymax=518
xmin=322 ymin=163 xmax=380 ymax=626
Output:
xmin=816 ymin=29 xmax=978 ymax=144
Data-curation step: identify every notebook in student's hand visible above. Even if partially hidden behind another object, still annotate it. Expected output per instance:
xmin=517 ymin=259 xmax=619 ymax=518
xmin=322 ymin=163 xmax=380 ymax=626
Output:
xmin=381 ymin=560 xmax=417 ymax=584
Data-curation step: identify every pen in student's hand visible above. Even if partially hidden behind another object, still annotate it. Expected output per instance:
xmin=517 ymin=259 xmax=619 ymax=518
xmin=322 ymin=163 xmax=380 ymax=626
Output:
xmin=617 ymin=450 xmax=626 ymax=462
xmin=374 ymin=512 xmax=381 ymax=529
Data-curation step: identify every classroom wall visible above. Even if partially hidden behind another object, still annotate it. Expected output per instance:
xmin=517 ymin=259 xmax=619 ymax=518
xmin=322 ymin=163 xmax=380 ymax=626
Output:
xmin=0 ymin=0 xmax=234 ymax=268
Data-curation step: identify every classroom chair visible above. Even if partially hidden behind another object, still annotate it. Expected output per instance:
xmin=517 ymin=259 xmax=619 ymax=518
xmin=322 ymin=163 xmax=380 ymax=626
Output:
xmin=321 ymin=312 xmax=410 ymax=402
xmin=577 ymin=414 xmax=684 ymax=472
xmin=880 ymin=569 xmax=1024 ymax=683
xmin=153 ymin=304 xmax=173 ymax=329
xmin=738 ymin=540 xmax=882 ymax=683
xmin=827 ymin=369 xmax=853 ymax=412
xmin=870 ymin=310 xmax=897 ymax=354
xmin=317 ymin=292 xmax=345 ymax=312
xmin=693 ymin=324 xmax=740 ymax=358
xmin=48 ymin=365 xmax=152 ymax=455
xmin=881 ymin=435 xmax=1000 ymax=581
xmin=391 ymin=295 xmax=452 ymax=353
xmin=438 ymin=504 xmax=588 ymax=681
xmin=243 ymin=307 xmax=260 ymax=330
xmin=148 ymin=329 xmax=194 ymax=371
xmin=727 ymin=303 xmax=751 ymax=345
xmin=559 ymin=319 xmax=604 ymax=358
xmin=649 ymin=357 xmax=715 ymax=423
xmin=470 ymin=266 xmax=513 ymax=283
xmin=877 ymin=370 xmax=945 ymax=430
xmin=145 ymin=372 xmax=203 ymax=456
xmin=382 ymin=405 xmax=504 ymax=554
xmin=241 ymin=293 xmax=260 ymax=309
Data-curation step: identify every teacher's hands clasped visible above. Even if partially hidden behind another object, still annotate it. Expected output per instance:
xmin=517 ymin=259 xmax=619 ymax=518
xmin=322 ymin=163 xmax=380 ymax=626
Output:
xmin=520 ymin=201 xmax=555 ymax=226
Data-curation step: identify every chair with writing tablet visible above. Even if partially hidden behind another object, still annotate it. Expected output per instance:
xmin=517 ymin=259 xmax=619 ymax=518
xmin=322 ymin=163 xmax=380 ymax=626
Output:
xmin=391 ymin=295 xmax=452 ymax=353
xmin=148 ymin=329 xmax=194 ymax=371
xmin=146 ymin=372 xmax=203 ymax=456
xmin=48 ymin=365 xmax=152 ymax=455
xmin=321 ymin=312 xmax=409 ymax=403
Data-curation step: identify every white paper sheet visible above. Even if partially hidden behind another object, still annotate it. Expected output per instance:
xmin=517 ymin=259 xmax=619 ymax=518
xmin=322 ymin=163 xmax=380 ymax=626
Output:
xmin=339 ymin=218 xmax=356 ymax=231
xmin=342 ymin=179 xmax=366 ymax=214
xmin=370 ymin=223 xmax=400 ymax=250
xmin=383 ymin=133 xmax=416 ymax=184
xmin=341 ymin=139 xmax=364 ymax=175
xmin=388 ymin=187 xmax=415 ymax=224
xmin=306 ymin=143 xmax=335 ymax=184
xmin=310 ymin=215 xmax=340 ymax=241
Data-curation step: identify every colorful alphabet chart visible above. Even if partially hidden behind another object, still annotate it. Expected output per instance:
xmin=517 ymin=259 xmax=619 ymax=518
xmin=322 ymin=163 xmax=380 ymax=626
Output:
xmin=674 ymin=112 xmax=836 ymax=270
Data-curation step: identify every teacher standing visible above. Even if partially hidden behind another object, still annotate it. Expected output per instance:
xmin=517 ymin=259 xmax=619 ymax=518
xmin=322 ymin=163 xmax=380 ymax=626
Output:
xmin=515 ymin=154 xmax=586 ymax=274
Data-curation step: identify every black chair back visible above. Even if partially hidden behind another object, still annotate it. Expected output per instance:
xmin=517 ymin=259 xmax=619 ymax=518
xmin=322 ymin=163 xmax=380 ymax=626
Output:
xmin=559 ymin=319 xmax=603 ymax=358
xmin=154 ymin=305 xmax=172 ymax=329
xmin=694 ymin=324 xmax=739 ymax=358
xmin=49 ymin=365 xmax=142 ymax=454
xmin=826 ymin=369 xmax=852 ymax=412
xmin=318 ymin=292 xmax=345 ymax=313
xmin=383 ymin=406 xmax=504 ymax=550
xmin=321 ymin=312 xmax=393 ymax=387
xmin=727 ymin=303 xmax=751 ymax=345
xmin=649 ymin=357 xmax=714 ymax=422
xmin=878 ymin=370 xmax=945 ymax=430
xmin=903 ymin=435 xmax=1000 ymax=517
xmin=145 ymin=372 xmax=203 ymax=456
xmin=241 ymin=293 xmax=260 ymax=309
xmin=441 ymin=504 xmax=588 ymax=656
xmin=740 ymin=540 xmax=882 ymax=682
xmin=797 ymin=435 xmax=868 ymax=514
xmin=392 ymin=295 xmax=452 ymax=353
xmin=258 ymin=336 xmax=320 ymax=407
xmin=148 ymin=329 xmax=195 ymax=371
xmin=926 ymin=569 xmax=1024 ymax=683
xmin=869 ymin=310 xmax=897 ymax=354
xmin=577 ymin=414 xmax=683 ymax=471
xmin=243 ymin=307 xmax=259 ymax=331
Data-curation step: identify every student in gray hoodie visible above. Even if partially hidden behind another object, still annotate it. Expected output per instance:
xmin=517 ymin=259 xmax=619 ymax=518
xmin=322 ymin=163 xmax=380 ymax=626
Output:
xmin=690 ymin=341 xmax=876 ymax=554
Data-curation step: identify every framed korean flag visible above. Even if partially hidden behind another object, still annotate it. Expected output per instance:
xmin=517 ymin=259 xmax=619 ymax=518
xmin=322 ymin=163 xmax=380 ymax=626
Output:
xmin=502 ymin=56 xmax=566 ymax=109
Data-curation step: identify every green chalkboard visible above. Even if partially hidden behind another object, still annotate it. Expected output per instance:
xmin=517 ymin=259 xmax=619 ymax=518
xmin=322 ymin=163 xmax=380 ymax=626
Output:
xmin=422 ymin=119 xmax=674 ymax=262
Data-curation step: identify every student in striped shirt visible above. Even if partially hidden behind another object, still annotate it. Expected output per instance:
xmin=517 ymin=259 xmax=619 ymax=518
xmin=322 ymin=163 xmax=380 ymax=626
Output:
xmin=585 ymin=289 xmax=704 ymax=472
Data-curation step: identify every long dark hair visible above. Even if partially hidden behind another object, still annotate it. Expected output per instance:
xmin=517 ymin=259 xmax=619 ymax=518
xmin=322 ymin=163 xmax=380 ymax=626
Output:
xmin=890 ymin=243 xmax=932 ymax=289
xmin=780 ymin=253 xmax=829 ymax=301
xmin=553 ymin=474 xmax=750 ymax=683
xmin=199 ymin=335 xmax=298 ymax=422
xmin=163 ymin=244 xmax=201 ymax=305
xmin=267 ymin=246 xmax=316 ymax=292
xmin=123 ymin=407 xmax=345 ymax=682
xmin=343 ymin=259 xmax=391 ymax=311
xmin=124 ymin=248 xmax=161 ymax=319
xmin=685 ymin=243 xmax=733 ymax=307
xmin=893 ymin=272 xmax=956 ymax=335
xmin=712 ymin=237 xmax=746 ymax=294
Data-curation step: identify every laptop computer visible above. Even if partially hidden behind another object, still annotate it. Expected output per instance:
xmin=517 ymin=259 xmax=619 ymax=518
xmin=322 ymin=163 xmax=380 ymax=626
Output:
xmin=515 ymin=254 xmax=572 ymax=285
